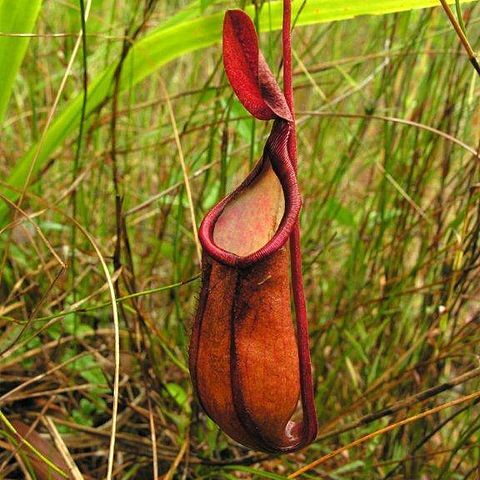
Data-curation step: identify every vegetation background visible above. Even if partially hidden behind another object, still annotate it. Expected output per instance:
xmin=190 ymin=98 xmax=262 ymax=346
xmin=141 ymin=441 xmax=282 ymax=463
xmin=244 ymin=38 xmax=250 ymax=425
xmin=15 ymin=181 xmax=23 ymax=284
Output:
xmin=1 ymin=0 xmax=480 ymax=478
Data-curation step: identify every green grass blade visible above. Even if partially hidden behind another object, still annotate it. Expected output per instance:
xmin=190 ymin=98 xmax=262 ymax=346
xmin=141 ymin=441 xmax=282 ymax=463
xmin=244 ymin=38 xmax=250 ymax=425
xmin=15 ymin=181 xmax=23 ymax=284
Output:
xmin=0 ymin=0 xmax=42 ymax=123
xmin=0 ymin=0 xmax=473 ymax=223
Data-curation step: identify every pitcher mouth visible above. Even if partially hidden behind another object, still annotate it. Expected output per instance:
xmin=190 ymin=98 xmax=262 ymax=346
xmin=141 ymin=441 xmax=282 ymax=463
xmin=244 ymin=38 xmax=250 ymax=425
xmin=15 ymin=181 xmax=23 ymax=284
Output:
xmin=198 ymin=120 xmax=301 ymax=268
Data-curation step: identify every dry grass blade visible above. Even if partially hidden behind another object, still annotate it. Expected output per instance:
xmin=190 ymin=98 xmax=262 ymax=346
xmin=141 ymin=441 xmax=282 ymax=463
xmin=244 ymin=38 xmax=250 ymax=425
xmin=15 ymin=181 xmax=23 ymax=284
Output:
xmin=163 ymin=433 xmax=189 ymax=480
xmin=0 ymin=193 xmax=65 ymax=267
xmin=316 ymin=366 xmax=480 ymax=442
xmin=439 ymin=0 xmax=480 ymax=74
xmin=0 ymin=352 xmax=90 ymax=404
xmin=158 ymin=76 xmax=202 ymax=266
xmin=66 ymin=218 xmax=120 ymax=480
xmin=43 ymin=417 xmax=84 ymax=480
xmin=299 ymin=111 xmax=480 ymax=157
xmin=288 ymin=390 xmax=480 ymax=478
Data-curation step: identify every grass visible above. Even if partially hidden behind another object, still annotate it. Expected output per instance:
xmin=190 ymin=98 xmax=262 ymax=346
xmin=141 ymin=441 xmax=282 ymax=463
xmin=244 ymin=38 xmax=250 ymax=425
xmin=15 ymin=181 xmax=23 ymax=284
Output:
xmin=1 ymin=0 xmax=480 ymax=478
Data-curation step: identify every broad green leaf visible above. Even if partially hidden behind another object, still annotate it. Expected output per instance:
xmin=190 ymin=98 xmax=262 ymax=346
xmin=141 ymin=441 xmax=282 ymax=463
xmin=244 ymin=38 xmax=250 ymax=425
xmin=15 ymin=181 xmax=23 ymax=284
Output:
xmin=66 ymin=353 xmax=108 ymax=387
xmin=0 ymin=0 xmax=42 ymax=122
xmin=161 ymin=0 xmax=213 ymax=30
xmin=165 ymin=382 xmax=189 ymax=409
xmin=0 ymin=0 xmax=473 ymax=223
